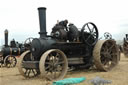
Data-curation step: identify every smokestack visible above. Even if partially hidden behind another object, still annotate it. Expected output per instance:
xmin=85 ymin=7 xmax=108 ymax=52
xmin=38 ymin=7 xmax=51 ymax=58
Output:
xmin=4 ymin=29 xmax=8 ymax=47
xmin=126 ymin=34 xmax=128 ymax=39
xmin=38 ymin=7 xmax=47 ymax=38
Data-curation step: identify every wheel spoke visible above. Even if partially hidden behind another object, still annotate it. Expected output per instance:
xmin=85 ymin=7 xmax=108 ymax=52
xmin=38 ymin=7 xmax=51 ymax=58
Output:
xmin=53 ymin=68 xmax=57 ymax=78
xmin=45 ymin=62 xmax=51 ymax=65
xmin=47 ymin=55 xmax=50 ymax=60
xmin=25 ymin=69 xmax=28 ymax=75
xmin=111 ymin=53 xmax=117 ymax=56
xmin=50 ymin=68 xmax=53 ymax=75
xmin=45 ymin=65 xmax=51 ymax=70
xmin=27 ymin=69 xmax=31 ymax=77
xmin=55 ymin=53 xmax=59 ymax=57
xmin=111 ymin=62 xmax=117 ymax=65
xmin=100 ymin=51 xmax=106 ymax=55
xmin=32 ymin=69 xmax=36 ymax=76
xmin=30 ymin=53 xmax=34 ymax=61
xmin=92 ymin=32 xmax=97 ymax=37
xmin=91 ymin=27 xmax=95 ymax=33
xmin=87 ymin=24 xmax=91 ymax=32
xmin=85 ymin=35 xmax=91 ymax=42
xmin=7 ymin=63 xmax=10 ymax=68
xmin=108 ymin=44 xmax=114 ymax=52
xmin=57 ymin=61 xmax=65 ymax=65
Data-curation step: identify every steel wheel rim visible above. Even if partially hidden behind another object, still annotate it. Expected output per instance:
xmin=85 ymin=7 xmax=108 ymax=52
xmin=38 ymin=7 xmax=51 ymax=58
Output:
xmin=18 ymin=50 xmax=40 ymax=78
xmin=39 ymin=49 xmax=68 ymax=81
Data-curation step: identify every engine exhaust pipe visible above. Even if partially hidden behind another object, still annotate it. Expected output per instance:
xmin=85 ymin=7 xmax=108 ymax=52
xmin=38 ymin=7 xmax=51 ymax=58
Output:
xmin=126 ymin=34 xmax=128 ymax=39
xmin=4 ymin=29 xmax=8 ymax=47
xmin=38 ymin=7 xmax=47 ymax=38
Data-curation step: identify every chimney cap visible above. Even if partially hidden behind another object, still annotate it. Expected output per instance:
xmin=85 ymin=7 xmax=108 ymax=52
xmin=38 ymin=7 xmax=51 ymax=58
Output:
xmin=38 ymin=7 xmax=46 ymax=10
xmin=4 ymin=29 xmax=8 ymax=33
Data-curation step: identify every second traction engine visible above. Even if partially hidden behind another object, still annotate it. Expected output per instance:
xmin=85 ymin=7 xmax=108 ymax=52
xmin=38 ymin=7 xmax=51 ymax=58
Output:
xmin=123 ymin=34 xmax=128 ymax=57
xmin=18 ymin=7 xmax=119 ymax=80
xmin=0 ymin=29 xmax=25 ymax=67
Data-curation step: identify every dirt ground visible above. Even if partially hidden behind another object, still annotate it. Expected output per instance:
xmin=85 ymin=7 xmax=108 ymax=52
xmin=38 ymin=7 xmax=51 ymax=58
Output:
xmin=0 ymin=53 xmax=128 ymax=85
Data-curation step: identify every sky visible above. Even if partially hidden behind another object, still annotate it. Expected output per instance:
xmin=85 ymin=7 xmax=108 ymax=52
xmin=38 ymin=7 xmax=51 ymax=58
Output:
xmin=0 ymin=0 xmax=128 ymax=45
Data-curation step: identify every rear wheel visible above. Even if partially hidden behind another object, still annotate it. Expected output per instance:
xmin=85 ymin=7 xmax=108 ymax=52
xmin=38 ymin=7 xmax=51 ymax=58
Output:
xmin=93 ymin=40 xmax=119 ymax=71
xmin=39 ymin=49 xmax=68 ymax=81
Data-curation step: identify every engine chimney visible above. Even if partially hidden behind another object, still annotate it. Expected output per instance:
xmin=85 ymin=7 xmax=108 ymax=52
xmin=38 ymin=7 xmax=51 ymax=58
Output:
xmin=126 ymin=34 xmax=128 ymax=40
xmin=4 ymin=29 xmax=8 ymax=47
xmin=38 ymin=7 xmax=47 ymax=38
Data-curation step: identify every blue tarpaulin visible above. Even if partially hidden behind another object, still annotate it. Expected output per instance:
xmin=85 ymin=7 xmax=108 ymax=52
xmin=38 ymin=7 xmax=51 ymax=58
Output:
xmin=53 ymin=77 xmax=86 ymax=85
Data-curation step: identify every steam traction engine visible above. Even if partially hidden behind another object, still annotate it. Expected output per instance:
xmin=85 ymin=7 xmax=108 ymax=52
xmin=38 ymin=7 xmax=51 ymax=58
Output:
xmin=0 ymin=29 xmax=25 ymax=67
xmin=18 ymin=7 xmax=119 ymax=80
xmin=104 ymin=32 xmax=112 ymax=39
xmin=123 ymin=34 xmax=128 ymax=57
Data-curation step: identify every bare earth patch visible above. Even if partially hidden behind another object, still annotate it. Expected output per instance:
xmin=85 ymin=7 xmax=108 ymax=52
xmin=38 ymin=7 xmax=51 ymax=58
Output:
xmin=0 ymin=53 xmax=128 ymax=85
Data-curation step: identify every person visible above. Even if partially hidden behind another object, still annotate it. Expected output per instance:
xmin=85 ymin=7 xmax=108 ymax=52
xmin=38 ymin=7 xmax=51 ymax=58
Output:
xmin=10 ymin=39 xmax=16 ymax=47
xmin=68 ymin=23 xmax=79 ymax=42
xmin=51 ymin=20 xmax=68 ymax=41
xmin=58 ymin=19 xmax=68 ymax=31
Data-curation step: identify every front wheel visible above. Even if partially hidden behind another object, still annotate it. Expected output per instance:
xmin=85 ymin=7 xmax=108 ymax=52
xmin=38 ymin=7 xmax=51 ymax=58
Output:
xmin=18 ymin=50 xmax=40 ymax=78
xmin=4 ymin=55 xmax=17 ymax=68
xmin=39 ymin=49 xmax=68 ymax=81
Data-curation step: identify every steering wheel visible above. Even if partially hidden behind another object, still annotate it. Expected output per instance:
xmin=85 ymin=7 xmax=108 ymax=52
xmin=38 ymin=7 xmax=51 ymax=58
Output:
xmin=104 ymin=32 xmax=112 ymax=39
xmin=81 ymin=22 xmax=99 ymax=46
xmin=24 ymin=37 xmax=33 ymax=49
